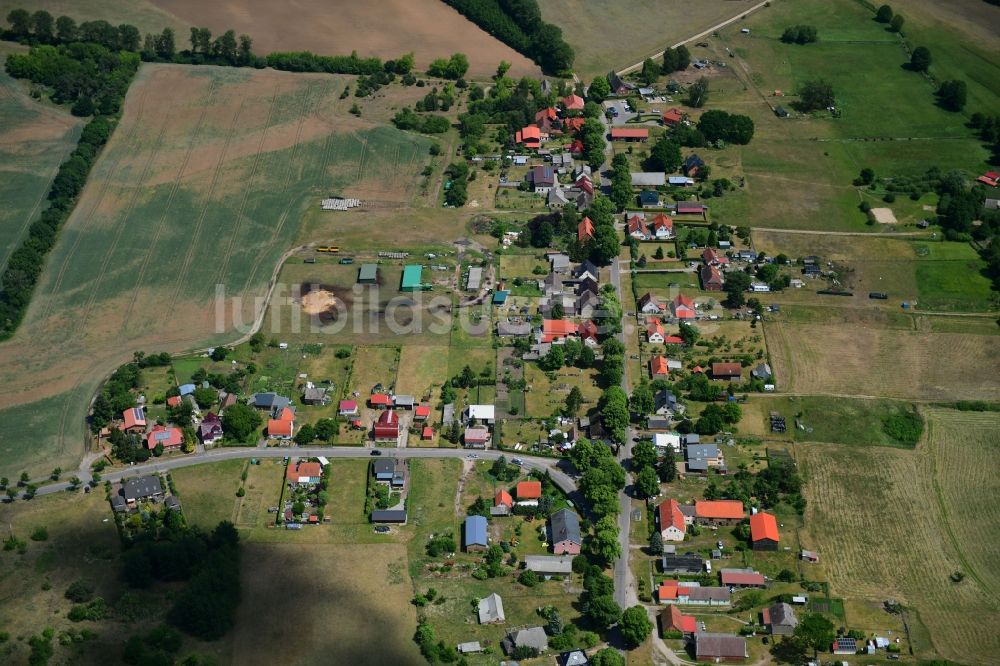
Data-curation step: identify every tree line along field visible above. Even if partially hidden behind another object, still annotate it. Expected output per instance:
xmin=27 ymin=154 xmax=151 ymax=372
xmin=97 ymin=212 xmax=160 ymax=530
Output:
xmin=799 ymin=407 xmax=1000 ymax=664
xmin=0 ymin=62 xmax=433 ymax=480
xmin=0 ymin=44 xmax=83 ymax=273
xmin=686 ymin=0 xmax=995 ymax=232
xmin=0 ymin=0 xmax=540 ymax=77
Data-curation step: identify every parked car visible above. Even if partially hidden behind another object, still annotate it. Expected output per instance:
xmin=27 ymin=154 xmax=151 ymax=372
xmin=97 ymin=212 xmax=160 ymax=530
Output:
xmin=374 ymin=526 xmax=390 ymax=533
xmin=370 ymin=450 xmax=383 ymax=456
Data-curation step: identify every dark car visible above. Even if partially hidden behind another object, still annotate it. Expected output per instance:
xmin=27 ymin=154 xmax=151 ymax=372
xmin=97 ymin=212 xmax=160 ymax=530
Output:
xmin=370 ymin=450 xmax=383 ymax=456
xmin=374 ymin=526 xmax=390 ymax=533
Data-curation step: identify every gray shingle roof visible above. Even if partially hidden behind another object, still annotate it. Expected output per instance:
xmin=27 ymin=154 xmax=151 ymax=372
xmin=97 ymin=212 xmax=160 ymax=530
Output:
xmin=549 ymin=508 xmax=582 ymax=546
xmin=123 ymin=476 xmax=162 ymax=502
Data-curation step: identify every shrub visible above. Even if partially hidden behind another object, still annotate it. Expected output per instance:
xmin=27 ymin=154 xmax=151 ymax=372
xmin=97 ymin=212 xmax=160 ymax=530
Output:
xmin=30 ymin=526 xmax=48 ymax=541
xmin=518 ymin=569 xmax=539 ymax=587
xmin=65 ymin=580 xmax=95 ymax=603
xmin=882 ymin=409 xmax=923 ymax=445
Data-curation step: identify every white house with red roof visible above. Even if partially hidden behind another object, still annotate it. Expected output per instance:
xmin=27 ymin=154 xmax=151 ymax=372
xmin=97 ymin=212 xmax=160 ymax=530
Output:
xmin=647 ymin=319 xmax=666 ymax=343
xmin=268 ymin=407 xmax=295 ymax=440
xmin=657 ymin=499 xmax=687 ymax=541
xmin=650 ymin=213 xmax=674 ymax=239
xmin=146 ymin=425 xmax=184 ymax=451
xmin=627 ymin=214 xmax=650 ymax=240
xmin=671 ymin=294 xmax=696 ymax=319
xmin=338 ymin=399 xmax=359 ymax=416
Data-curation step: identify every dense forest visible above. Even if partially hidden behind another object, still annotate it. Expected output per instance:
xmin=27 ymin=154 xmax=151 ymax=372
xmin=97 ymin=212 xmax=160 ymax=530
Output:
xmin=441 ymin=0 xmax=574 ymax=74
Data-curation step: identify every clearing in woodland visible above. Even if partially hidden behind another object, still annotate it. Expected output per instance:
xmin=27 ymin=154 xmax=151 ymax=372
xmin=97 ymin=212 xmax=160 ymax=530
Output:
xmin=0 ymin=63 xmax=432 ymax=480
xmin=799 ymin=408 xmax=1000 ymax=664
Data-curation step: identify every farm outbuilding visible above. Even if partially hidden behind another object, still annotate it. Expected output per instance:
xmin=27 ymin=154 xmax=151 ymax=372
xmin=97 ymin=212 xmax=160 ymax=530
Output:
xmin=464 ymin=515 xmax=488 ymax=551
xmin=401 ymin=265 xmax=425 ymax=291
xmin=358 ymin=263 xmax=378 ymax=284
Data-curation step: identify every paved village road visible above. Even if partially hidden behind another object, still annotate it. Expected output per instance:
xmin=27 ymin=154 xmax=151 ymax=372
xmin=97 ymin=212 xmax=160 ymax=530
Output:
xmin=24 ymin=447 xmax=578 ymax=499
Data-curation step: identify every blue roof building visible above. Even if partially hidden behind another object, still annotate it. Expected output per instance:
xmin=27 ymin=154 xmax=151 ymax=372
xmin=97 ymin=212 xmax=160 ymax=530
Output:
xmin=178 ymin=383 xmax=196 ymax=396
xmin=464 ymin=515 xmax=488 ymax=552
xmin=492 ymin=290 xmax=510 ymax=305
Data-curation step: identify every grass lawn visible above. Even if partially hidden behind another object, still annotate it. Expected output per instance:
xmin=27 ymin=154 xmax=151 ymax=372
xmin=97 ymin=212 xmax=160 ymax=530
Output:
xmin=170 ymin=459 xmax=245 ymax=530
xmin=915 ymin=259 xmax=996 ymax=312
xmin=742 ymin=395 xmax=925 ymax=448
xmin=799 ymin=408 xmax=1000 ymax=663
xmin=499 ymin=253 xmax=547 ymax=280
xmin=523 ymin=363 xmax=602 ymax=418
xmin=395 ymin=345 xmax=450 ymax=400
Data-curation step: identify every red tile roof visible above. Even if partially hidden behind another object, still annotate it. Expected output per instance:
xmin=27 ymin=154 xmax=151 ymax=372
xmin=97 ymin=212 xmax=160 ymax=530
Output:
xmin=166 ymin=396 xmax=181 ymax=407
xmin=650 ymin=356 xmax=669 ymax=376
xmin=662 ymin=108 xmax=683 ymax=125
xmin=578 ymin=216 xmax=595 ymax=242
xmin=374 ymin=409 xmax=399 ymax=439
xmin=542 ymin=319 xmax=579 ymax=343
xmin=562 ymin=94 xmax=585 ymax=110
xmin=695 ymin=500 xmax=744 ymax=520
xmin=578 ymin=319 xmax=599 ymax=341
xmin=562 ymin=117 xmax=585 ymax=132
xmin=415 ymin=405 xmax=431 ymax=418
xmin=720 ymin=570 xmax=767 ymax=586
xmin=651 ymin=213 xmax=674 ymax=233
xmin=146 ymin=425 xmax=183 ymax=450
xmin=750 ymin=511 xmax=780 ymax=543
xmin=123 ymin=407 xmax=145 ymax=430
xmin=422 ymin=426 xmax=434 ymax=439
xmin=610 ymin=127 xmax=649 ymax=139
xmin=569 ymin=139 xmax=585 ymax=154
xmin=339 ymin=399 xmax=358 ymax=412
xmin=287 ymin=461 xmax=322 ymax=481
xmin=494 ymin=489 xmax=513 ymax=507
xmin=658 ymin=499 xmax=685 ymax=533
xmin=663 ymin=605 xmax=698 ymax=634
xmin=647 ymin=319 xmax=665 ymax=339
xmin=370 ymin=393 xmax=392 ymax=406
xmin=268 ymin=418 xmax=293 ymax=438
xmin=712 ymin=362 xmax=742 ymax=377
xmin=516 ymin=480 xmax=542 ymax=499
xmin=663 ymin=335 xmax=685 ymax=345
xmin=627 ymin=215 xmax=649 ymax=237
xmin=535 ymin=107 xmax=558 ymax=123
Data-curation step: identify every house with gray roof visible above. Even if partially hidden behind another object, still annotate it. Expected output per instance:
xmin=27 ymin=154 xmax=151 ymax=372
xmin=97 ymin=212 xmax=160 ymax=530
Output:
xmin=122 ymin=476 xmax=163 ymax=504
xmin=694 ymin=632 xmax=747 ymax=661
xmin=763 ymin=602 xmax=798 ymax=635
xmin=464 ymin=515 xmax=489 ymax=552
xmin=751 ymin=362 xmax=772 ymax=380
xmin=478 ymin=593 xmax=506 ymax=624
xmin=524 ymin=555 xmax=574 ymax=577
xmin=549 ymin=508 xmax=582 ymax=555
xmin=502 ymin=627 xmax=548 ymax=655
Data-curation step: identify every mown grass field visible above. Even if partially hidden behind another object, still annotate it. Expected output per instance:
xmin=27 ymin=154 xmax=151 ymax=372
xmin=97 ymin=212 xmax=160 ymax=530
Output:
xmin=799 ymin=408 xmax=1000 ymax=663
xmin=0 ymin=62 xmax=433 ymax=478
xmin=740 ymin=395 xmax=924 ymax=448
xmin=170 ymin=459 xmax=245 ymax=529
xmin=765 ymin=318 xmax=1000 ymax=401
xmin=541 ymin=0 xmax=755 ymax=78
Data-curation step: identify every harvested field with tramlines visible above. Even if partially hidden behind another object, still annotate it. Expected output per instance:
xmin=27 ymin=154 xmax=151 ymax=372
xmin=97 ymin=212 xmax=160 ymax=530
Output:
xmin=150 ymin=0 xmax=540 ymax=77
xmin=799 ymin=408 xmax=1000 ymax=663
xmin=765 ymin=320 xmax=1000 ymax=401
xmin=0 ymin=44 xmax=82 ymax=280
xmin=0 ymin=62 xmax=432 ymax=479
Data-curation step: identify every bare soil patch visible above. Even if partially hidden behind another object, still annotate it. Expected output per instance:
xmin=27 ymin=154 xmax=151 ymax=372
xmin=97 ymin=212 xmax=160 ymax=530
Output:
xmin=150 ymin=0 xmax=539 ymax=77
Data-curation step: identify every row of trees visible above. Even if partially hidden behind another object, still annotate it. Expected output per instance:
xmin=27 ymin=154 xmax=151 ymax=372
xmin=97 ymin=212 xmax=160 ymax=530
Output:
xmin=440 ymin=0 xmax=574 ymax=74
xmin=780 ymin=25 xmax=818 ymax=44
xmin=874 ymin=4 xmax=905 ymax=33
xmin=391 ymin=107 xmax=451 ymax=134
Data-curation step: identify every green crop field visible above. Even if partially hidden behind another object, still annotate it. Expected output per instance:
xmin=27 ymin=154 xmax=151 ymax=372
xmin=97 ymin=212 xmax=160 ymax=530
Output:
xmin=0 ymin=62 xmax=432 ymax=479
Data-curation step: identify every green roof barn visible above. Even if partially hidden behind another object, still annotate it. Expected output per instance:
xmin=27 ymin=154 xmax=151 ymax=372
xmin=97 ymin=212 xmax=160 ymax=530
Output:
xmin=358 ymin=263 xmax=378 ymax=284
xmin=401 ymin=264 xmax=424 ymax=291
